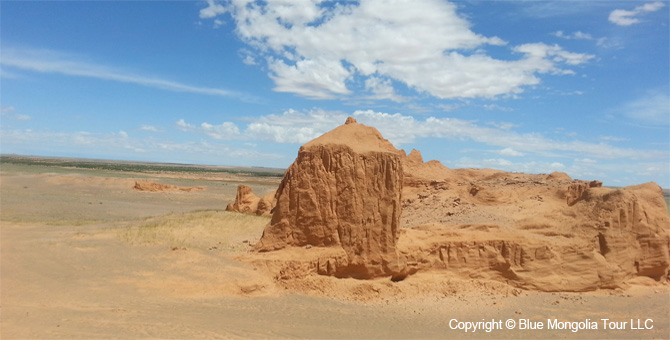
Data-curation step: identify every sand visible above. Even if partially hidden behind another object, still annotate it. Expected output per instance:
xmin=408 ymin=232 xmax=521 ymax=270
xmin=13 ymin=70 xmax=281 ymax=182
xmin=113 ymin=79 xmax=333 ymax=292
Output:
xmin=1 ymin=162 xmax=669 ymax=339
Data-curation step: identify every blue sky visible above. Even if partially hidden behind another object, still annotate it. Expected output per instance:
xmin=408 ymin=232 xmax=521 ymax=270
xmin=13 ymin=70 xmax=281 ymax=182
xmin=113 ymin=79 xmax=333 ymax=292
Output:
xmin=1 ymin=0 xmax=668 ymax=187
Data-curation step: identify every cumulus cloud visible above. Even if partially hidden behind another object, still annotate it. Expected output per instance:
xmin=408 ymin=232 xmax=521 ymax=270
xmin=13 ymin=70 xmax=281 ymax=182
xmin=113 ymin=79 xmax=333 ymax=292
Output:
xmin=177 ymin=108 xmax=667 ymax=163
xmin=609 ymin=2 xmax=666 ymax=26
xmin=176 ymin=119 xmax=242 ymax=140
xmin=268 ymin=57 xmax=352 ymax=99
xmin=205 ymin=0 xmax=593 ymax=100
xmin=199 ymin=0 xmax=227 ymax=19
xmin=364 ymin=77 xmax=406 ymax=102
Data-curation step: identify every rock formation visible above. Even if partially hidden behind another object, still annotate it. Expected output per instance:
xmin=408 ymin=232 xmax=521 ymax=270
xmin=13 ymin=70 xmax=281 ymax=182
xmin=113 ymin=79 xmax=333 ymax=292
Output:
xmin=565 ymin=180 xmax=602 ymax=206
xmin=226 ymin=184 xmax=275 ymax=217
xmin=255 ymin=117 xmax=407 ymax=279
xmin=241 ymin=116 xmax=668 ymax=291
xmin=133 ymin=180 xmax=204 ymax=192
xmin=398 ymin=161 xmax=670 ymax=291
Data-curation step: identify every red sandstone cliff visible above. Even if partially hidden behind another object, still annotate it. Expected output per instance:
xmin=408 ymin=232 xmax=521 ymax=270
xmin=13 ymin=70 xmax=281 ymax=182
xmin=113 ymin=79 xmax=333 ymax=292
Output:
xmin=240 ymin=117 xmax=669 ymax=291
xmin=255 ymin=117 xmax=407 ymax=279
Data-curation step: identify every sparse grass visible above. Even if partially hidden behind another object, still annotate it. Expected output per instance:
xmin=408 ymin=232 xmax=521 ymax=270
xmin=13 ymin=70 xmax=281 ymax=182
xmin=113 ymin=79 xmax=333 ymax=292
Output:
xmin=117 ymin=210 xmax=270 ymax=251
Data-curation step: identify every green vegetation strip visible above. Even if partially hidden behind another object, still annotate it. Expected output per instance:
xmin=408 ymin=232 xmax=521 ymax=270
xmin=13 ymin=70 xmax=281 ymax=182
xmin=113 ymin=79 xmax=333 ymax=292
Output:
xmin=0 ymin=155 xmax=284 ymax=178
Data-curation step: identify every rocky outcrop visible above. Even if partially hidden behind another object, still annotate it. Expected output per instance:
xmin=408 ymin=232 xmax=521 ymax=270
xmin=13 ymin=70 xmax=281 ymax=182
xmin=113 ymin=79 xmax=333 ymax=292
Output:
xmin=565 ymin=180 xmax=602 ymax=206
xmin=546 ymin=171 xmax=572 ymax=182
xmin=576 ymin=182 xmax=670 ymax=281
xmin=226 ymin=184 xmax=275 ymax=216
xmin=238 ymin=117 xmax=668 ymax=293
xmin=133 ymin=180 xmax=204 ymax=192
xmin=405 ymin=149 xmax=424 ymax=165
xmin=398 ymin=181 xmax=670 ymax=291
xmin=255 ymin=117 xmax=407 ymax=279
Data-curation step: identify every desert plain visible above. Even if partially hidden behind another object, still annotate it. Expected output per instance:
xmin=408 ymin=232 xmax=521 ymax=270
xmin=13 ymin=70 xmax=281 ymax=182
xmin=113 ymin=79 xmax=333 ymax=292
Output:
xmin=1 ymin=155 xmax=669 ymax=339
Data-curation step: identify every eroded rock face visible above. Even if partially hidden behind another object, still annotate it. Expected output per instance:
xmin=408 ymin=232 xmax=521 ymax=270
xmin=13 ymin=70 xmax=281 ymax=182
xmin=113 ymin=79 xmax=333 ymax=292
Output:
xmin=226 ymin=184 xmax=275 ymax=216
xmin=241 ymin=117 xmax=668 ymax=291
xmin=398 ymin=178 xmax=670 ymax=291
xmin=255 ymin=117 xmax=407 ymax=279
xmin=577 ymin=182 xmax=670 ymax=281
xmin=565 ymin=180 xmax=602 ymax=206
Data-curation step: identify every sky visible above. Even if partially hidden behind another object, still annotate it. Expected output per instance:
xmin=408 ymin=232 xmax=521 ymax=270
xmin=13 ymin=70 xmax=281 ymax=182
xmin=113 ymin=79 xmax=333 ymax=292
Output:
xmin=1 ymin=0 xmax=668 ymax=188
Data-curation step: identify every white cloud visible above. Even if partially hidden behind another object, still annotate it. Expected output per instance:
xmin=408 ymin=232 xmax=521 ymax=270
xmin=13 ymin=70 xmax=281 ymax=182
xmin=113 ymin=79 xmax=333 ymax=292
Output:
xmin=268 ymin=57 xmax=352 ymax=99
xmin=1 ymin=47 xmax=258 ymax=102
xmin=199 ymin=122 xmax=241 ymax=140
xmin=13 ymin=114 xmax=31 ymax=121
xmin=239 ymin=49 xmax=258 ymax=66
xmin=620 ymin=88 xmax=670 ymax=126
xmin=552 ymin=30 xmax=593 ymax=40
xmin=486 ymin=121 xmax=518 ymax=130
xmin=609 ymin=2 xmax=666 ymax=26
xmin=599 ymin=136 xmax=629 ymax=142
xmin=575 ymin=158 xmax=597 ymax=164
xmin=482 ymin=104 xmax=513 ymax=112
xmin=199 ymin=0 xmax=227 ymax=19
xmin=518 ymin=1 xmax=606 ymax=19
xmin=177 ymin=119 xmax=243 ymax=140
xmin=0 ymin=106 xmax=31 ymax=121
xmin=436 ymin=103 xmax=465 ymax=112
xmin=1 ymin=127 xmax=281 ymax=163
xmin=178 ymin=108 xmax=342 ymax=143
xmin=242 ymin=55 xmax=257 ymax=65
xmin=364 ymin=76 xmax=406 ymax=102
xmin=513 ymin=43 xmax=594 ymax=68
xmin=550 ymin=162 xmax=565 ymax=170
xmin=455 ymin=158 xmax=567 ymax=175
xmin=551 ymin=31 xmax=621 ymax=49
xmin=177 ymin=108 xmax=667 ymax=164
xmin=216 ymin=0 xmax=592 ymax=100
xmin=498 ymin=147 xmax=525 ymax=157
xmin=176 ymin=119 xmax=194 ymax=130
xmin=140 ymin=125 xmax=159 ymax=132
xmin=213 ymin=19 xmax=225 ymax=28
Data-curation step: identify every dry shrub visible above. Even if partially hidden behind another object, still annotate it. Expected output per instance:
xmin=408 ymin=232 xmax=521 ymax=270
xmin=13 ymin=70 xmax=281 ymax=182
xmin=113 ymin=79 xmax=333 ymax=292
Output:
xmin=118 ymin=210 xmax=269 ymax=251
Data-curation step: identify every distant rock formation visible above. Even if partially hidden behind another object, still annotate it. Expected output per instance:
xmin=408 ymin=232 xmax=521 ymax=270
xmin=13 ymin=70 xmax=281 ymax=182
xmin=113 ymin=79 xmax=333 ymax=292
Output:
xmin=226 ymin=184 xmax=275 ymax=217
xmin=255 ymin=117 xmax=407 ymax=279
xmin=133 ymin=180 xmax=204 ymax=192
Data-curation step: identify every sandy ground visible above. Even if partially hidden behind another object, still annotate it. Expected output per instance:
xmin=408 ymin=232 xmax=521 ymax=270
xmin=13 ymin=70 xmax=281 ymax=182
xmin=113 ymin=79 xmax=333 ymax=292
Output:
xmin=1 ymin=163 xmax=669 ymax=339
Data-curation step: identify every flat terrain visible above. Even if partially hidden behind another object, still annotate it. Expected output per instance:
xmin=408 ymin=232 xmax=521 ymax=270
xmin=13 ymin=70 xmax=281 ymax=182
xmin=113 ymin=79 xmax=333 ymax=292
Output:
xmin=1 ymin=158 xmax=669 ymax=339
